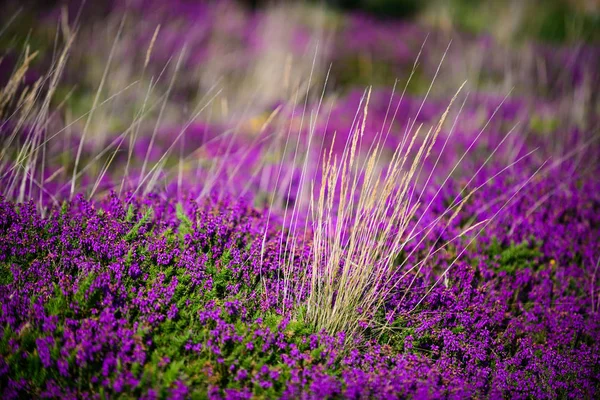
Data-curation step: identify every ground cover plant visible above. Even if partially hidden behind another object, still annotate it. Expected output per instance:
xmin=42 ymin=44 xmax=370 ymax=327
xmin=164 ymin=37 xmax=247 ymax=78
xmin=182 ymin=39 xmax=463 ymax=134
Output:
xmin=0 ymin=0 xmax=599 ymax=398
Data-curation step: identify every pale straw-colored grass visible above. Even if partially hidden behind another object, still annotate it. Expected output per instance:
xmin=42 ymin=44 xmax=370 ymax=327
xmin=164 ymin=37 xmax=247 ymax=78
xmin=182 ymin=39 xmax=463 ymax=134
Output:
xmin=297 ymin=48 xmax=546 ymax=340
xmin=303 ymin=82 xmax=458 ymax=335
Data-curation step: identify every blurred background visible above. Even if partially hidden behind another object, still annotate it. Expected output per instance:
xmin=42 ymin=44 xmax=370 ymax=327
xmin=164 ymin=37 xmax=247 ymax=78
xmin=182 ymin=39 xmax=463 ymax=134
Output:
xmin=5 ymin=0 xmax=599 ymax=42
xmin=337 ymin=0 xmax=599 ymax=43
xmin=1 ymin=0 xmax=598 ymax=201
xmin=1 ymin=0 xmax=597 ymax=135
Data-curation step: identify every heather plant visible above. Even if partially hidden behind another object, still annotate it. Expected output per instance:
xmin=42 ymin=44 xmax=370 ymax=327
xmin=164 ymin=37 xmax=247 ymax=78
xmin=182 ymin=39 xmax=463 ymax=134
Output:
xmin=1 ymin=1 xmax=599 ymax=399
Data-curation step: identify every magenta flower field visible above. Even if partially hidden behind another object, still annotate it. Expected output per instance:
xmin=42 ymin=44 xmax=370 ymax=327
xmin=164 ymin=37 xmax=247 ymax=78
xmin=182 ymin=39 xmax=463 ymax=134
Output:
xmin=0 ymin=1 xmax=599 ymax=398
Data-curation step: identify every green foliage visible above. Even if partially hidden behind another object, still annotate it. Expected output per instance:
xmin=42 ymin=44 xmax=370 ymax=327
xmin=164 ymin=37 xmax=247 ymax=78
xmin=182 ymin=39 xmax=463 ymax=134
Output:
xmin=451 ymin=325 xmax=465 ymax=334
xmin=45 ymin=283 xmax=69 ymax=316
xmin=1 ymin=324 xmax=50 ymax=392
xmin=0 ymin=262 xmax=14 ymax=285
xmin=264 ymin=312 xmax=283 ymax=332
xmin=435 ymin=0 xmax=600 ymax=44
xmin=524 ymin=1 xmax=600 ymax=44
xmin=176 ymin=203 xmax=193 ymax=240
xmin=125 ymin=203 xmax=136 ymax=222
xmin=124 ymin=207 xmax=154 ymax=241
xmin=74 ymin=273 xmax=101 ymax=311
xmin=530 ymin=114 xmax=559 ymax=134
xmin=142 ymin=303 xmax=314 ymax=397
xmin=486 ymin=238 xmax=542 ymax=274
xmin=286 ymin=318 xmax=314 ymax=340
xmin=212 ymin=266 xmax=233 ymax=299
xmin=370 ymin=311 xmax=413 ymax=352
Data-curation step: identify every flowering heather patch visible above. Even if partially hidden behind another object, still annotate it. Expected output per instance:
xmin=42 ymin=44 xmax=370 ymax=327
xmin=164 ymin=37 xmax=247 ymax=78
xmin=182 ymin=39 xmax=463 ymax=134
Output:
xmin=1 ymin=159 xmax=599 ymax=398
xmin=1 ymin=1 xmax=599 ymax=398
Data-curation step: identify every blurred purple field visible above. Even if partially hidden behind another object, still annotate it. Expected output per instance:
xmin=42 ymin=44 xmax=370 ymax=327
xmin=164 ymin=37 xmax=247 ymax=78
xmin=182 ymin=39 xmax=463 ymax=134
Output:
xmin=0 ymin=0 xmax=599 ymax=398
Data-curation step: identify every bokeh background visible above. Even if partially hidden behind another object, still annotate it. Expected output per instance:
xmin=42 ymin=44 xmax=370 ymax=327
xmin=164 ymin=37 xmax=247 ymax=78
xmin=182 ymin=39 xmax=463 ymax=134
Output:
xmin=1 ymin=0 xmax=598 ymax=200
xmin=1 ymin=2 xmax=600 ymax=399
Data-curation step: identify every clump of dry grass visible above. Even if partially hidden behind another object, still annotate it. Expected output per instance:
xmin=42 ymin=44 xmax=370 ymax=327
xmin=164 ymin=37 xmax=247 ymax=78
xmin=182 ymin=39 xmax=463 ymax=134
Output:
xmin=303 ymin=81 xmax=467 ymax=336
xmin=0 ymin=14 xmax=76 ymax=210
xmin=298 ymin=74 xmax=546 ymax=341
xmin=0 ymin=3 xmax=330 ymax=209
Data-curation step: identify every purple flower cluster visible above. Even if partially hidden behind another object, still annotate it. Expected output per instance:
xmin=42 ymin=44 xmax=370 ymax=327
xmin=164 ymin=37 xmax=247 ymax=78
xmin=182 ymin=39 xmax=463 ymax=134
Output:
xmin=1 ymin=1 xmax=599 ymax=398
xmin=1 ymin=147 xmax=598 ymax=398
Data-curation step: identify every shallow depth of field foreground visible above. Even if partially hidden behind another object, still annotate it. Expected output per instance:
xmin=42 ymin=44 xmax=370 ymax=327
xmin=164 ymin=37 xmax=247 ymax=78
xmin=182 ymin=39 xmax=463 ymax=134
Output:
xmin=0 ymin=0 xmax=599 ymax=398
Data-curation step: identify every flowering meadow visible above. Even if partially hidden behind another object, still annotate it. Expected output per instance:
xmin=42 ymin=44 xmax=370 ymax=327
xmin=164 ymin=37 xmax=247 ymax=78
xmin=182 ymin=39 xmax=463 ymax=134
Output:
xmin=1 ymin=1 xmax=599 ymax=398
